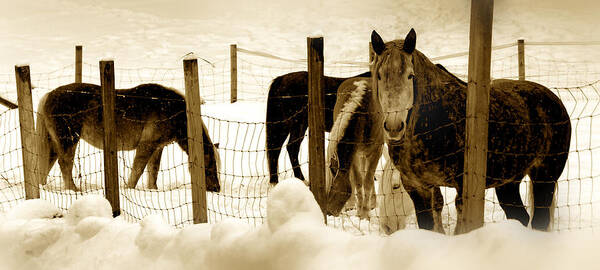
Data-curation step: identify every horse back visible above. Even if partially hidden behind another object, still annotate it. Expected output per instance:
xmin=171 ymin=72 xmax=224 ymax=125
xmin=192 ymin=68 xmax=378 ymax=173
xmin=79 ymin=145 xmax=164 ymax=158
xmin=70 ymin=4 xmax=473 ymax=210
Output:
xmin=266 ymin=71 xmax=371 ymax=130
xmin=332 ymin=78 xmax=383 ymax=146
xmin=490 ymin=79 xmax=571 ymax=154
xmin=40 ymin=83 xmax=102 ymax=116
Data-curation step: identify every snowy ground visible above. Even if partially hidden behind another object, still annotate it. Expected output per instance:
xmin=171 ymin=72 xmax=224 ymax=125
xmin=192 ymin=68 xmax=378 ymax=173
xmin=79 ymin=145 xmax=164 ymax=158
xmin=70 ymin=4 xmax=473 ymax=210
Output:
xmin=1 ymin=182 xmax=600 ymax=270
xmin=0 ymin=0 xmax=599 ymax=268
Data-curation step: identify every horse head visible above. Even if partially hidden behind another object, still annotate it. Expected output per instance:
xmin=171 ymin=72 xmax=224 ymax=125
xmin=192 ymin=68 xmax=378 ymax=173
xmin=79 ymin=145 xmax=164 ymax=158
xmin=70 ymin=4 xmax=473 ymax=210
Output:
xmin=371 ymin=29 xmax=417 ymax=142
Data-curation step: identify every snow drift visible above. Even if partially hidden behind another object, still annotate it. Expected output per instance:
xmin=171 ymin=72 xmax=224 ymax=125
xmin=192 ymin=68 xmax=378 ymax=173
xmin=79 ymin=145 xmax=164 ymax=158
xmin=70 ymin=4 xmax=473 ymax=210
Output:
xmin=0 ymin=179 xmax=598 ymax=270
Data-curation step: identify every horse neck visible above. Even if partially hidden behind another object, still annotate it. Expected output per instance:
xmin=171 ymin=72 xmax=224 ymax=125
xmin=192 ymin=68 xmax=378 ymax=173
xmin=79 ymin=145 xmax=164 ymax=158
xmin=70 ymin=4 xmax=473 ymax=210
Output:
xmin=413 ymin=50 xmax=463 ymax=106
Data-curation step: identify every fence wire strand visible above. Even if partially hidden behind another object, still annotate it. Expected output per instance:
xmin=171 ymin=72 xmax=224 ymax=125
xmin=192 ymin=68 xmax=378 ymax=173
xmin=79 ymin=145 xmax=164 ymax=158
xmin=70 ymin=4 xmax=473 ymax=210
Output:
xmin=0 ymin=41 xmax=598 ymax=234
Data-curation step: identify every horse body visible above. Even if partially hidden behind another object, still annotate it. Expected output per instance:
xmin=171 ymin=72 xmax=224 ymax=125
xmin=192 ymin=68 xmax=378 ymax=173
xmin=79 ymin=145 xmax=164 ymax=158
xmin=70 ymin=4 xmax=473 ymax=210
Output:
xmin=265 ymin=71 xmax=370 ymax=184
xmin=326 ymin=78 xmax=384 ymax=219
xmin=36 ymin=83 xmax=221 ymax=192
xmin=372 ymin=30 xmax=571 ymax=232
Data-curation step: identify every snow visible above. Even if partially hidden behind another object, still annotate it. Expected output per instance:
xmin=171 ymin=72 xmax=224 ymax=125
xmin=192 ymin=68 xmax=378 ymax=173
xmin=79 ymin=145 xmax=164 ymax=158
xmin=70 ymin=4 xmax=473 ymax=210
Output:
xmin=0 ymin=191 xmax=599 ymax=269
xmin=65 ymin=194 xmax=112 ymax=225
xmin=266 ymin=179 xmax=323 ymax=232
xmin=5 ymin=199 xmax=62 ymax=220
xmin=0 ymin=0 xmax=599 ymax=268
xmin=183 ymin=53 xmax=198 ymax=61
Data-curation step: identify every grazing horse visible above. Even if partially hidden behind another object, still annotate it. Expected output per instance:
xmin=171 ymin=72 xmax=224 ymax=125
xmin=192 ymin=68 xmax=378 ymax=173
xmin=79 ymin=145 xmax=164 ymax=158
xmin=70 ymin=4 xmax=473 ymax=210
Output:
xmin=371 ymin=29 xmax=571 ymax=233
xmin=35 ymin=83 xmax=221 ymax=192
xmin=265 ymin=71 xmax=370 ymax=185
xmin=325 ymin=78 xmax=384 ymax=219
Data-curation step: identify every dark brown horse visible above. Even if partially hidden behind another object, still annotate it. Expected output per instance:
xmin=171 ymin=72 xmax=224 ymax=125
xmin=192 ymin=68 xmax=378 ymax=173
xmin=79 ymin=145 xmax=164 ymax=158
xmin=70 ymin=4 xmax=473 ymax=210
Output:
xmin=265 ymin=71 xmax=370 ymax=184
xmin=325 ymin=78 xmax=384 ymax=219
xmin=35 ymin=83 xmax=221 ymax=192
xmin=371 ymin=29 xmax=571 ymax=233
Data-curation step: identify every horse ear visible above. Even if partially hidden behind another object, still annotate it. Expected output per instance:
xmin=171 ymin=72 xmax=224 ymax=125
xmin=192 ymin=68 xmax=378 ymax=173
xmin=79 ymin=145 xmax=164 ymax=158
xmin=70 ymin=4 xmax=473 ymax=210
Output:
xmin=403 ymin=28 xmax=416 ymax=54
xmin=371 ymin=30 xmax=385 ymax=55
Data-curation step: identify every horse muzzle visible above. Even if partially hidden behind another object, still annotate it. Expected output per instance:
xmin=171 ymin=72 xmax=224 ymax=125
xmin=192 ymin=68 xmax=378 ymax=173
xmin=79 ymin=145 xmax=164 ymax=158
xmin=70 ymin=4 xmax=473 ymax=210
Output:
xmin=383 ymin=120 xmax=405 ymax=141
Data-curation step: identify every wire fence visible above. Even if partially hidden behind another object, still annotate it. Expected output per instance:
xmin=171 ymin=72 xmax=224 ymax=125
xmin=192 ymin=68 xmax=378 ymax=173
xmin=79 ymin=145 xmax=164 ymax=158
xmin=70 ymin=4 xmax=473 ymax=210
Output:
xmin=0 ymin=40 xmax=598 ymax=234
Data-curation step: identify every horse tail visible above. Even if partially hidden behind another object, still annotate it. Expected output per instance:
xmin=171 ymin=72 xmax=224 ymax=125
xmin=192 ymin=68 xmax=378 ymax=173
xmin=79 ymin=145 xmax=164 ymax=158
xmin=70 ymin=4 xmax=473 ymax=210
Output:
xmin=266 ymin=76 xmax=288 ymax=126
xmin=265 ymin=75 xmax=292 ymax=183
xmin=35 ymin=93 xmax=53 ymax=186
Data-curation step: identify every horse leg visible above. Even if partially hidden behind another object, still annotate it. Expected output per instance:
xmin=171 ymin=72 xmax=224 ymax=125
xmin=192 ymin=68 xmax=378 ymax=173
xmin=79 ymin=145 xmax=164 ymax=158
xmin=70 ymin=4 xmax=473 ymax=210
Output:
xmin=529 ymin=165 xmax=561 ymax=231
xmin=127 ymin=144 xmax=158 ymax=189
xmin=146 ymin=147 xmax=163 ymax=189
xmin=431 ymin=187 xmax=445 ymax=233
xmin=530 ymin=179 xmax=556 ymax=231
xmin=57 ymin=141 xmax=79 ymax=191
xmin=453 ymin=185 xmax=465 ymax=234
xmin=405 ymin=187 xmax=435 ymax=231
xmin=343 ymin=166 xmax=357 ymax=210
xmin=265 ymin=120 xmax=289 ymax=185
xmin=360 ymin=147 xmax=381 ymax=218
xmin=287 ymin=120 xmax=308 ymax=181
xmin=351 ymin=160 xmax=367 ymax=219
xmin=495 ymin=181 xmax=530 ymax=227
xmin=38 ymin=141 xmax=58 ymax=186
xmin=405 ymin=184 xmax=445 ymax=233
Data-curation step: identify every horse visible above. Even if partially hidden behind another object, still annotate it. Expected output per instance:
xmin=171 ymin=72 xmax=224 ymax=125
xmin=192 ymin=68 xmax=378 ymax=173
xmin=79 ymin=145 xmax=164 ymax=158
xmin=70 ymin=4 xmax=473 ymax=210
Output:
xmin=35 ymin=83 xmax=221 ymax=192
xmin=325 ymin=78 xmax=384 ymax=219
xmin=370 ymin=29 xmax=571 ymax=233
xmin=377 ymin=144 xmax=415 ymax=234
xmin=265 ymin=71 xmax=370 ymax=185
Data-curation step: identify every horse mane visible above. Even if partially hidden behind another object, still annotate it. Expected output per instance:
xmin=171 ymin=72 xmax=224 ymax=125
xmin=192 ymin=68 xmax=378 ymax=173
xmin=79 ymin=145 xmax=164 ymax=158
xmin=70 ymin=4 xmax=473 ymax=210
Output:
xmin=328 ymin=80 xmax=369 ymax=152
xmin=411 ymin=49 xmax=466 ymax=106
xmin=435 ymin=64 xmax=467 ymax=86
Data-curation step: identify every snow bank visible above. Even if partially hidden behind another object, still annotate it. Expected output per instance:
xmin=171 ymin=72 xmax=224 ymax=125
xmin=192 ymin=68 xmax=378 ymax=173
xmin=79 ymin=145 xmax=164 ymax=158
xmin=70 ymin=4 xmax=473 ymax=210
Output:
xmin=0 ymin=182 xmax=598 ymax=270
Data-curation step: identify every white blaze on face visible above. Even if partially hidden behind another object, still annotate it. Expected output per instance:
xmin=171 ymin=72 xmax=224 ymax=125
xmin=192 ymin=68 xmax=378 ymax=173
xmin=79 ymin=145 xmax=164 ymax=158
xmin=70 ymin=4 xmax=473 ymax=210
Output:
xmin=376 ymin=49 xmax=415 ymax=141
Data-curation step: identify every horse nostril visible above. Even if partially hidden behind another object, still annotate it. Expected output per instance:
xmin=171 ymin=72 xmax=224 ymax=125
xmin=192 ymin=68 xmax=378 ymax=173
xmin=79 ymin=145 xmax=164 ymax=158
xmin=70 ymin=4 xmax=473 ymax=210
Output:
xmin=384 ymin=121 xmax=405 ymax=133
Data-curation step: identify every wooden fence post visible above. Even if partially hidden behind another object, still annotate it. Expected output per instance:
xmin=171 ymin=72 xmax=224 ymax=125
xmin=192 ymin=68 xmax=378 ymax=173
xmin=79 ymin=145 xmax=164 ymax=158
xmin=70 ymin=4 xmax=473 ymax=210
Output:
xmin=76 ymin=45 xmax=83 ymax=83
xmin=15 ymin=65 xmax=39 ymax=199
xmin=183 ymin=56 xmax=208 ymax=224
xmin=458 ymin=0 xmax=494 ymax=234
xmin=369 ymin=41 xmax=375 ymax=63
xmin=0 ymin=96 xmax=17 ymax=109
xmin=518 ymin=39 xmax=525 ymax=80
xmin=230 ymin=44 xmax=238 ymax=103
xmin=307 ymin=37 xmax=327 ymax=217
xmin=100 ymin=60 xmax=120 ymax=217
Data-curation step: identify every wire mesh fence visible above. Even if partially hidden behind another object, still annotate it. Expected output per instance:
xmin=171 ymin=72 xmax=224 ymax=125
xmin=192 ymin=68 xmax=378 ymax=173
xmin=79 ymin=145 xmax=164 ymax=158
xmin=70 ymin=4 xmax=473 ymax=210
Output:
xmin=0 ymin=40 xmax=597 ymax=234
